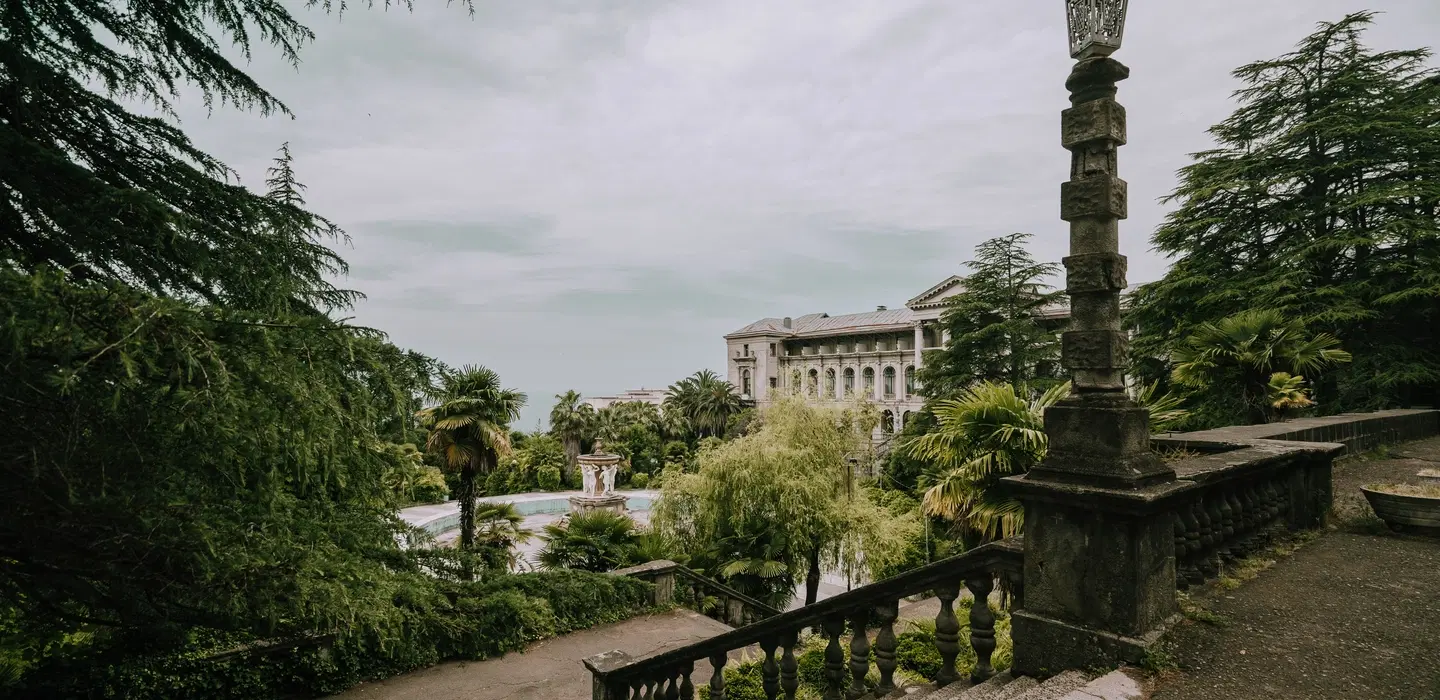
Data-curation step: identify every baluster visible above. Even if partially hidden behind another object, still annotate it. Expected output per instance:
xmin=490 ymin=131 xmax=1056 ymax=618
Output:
xmin=761 ymin=638 xmax=781 ymax=700
xmin=822 ymin=618 xmax=847 ymax=700
xmin=1173 ymin=512 xmax=1191 ymax=590
xmin=933 ymin=583 xmax=962 ymax=687
xmin=709 ymin=653 xmax=727 ymax=700
xmin=643 ymin=678 xmax=657 ymax=700
xmin=1199 ymin=493 xmax=1221 ymax=579
xmin=1182 ymin=501 xmax=1203 ymax=587
xmin=1243 ymin=483 xmax=1264 ymax=551
xmin=780 ymin=632 xmax=800 ymax=700
xmin=1216 ymin=489 xmax=1236 ymax=561
xmin=1264 ymin=478 xmax=1282 ymax=532
xmin=966 ymin=576 xmax=996 ymax=683
xmin=872 ymin=600 xmax=899 ymax=697
xmin=1004 ymin=567 xmax=1024 ymax=611
xmin=630 ymin=677 xmax=645 ymax=700
xmin=1225 ymin=490 xmax=1245 ymax=560
xmin=657 ymin=674 xmax=673 ymax=700
xmin=680 ymin=662 xmax=695 ymax=700
xmin=847 ymin=609 xmax=870 ymax=700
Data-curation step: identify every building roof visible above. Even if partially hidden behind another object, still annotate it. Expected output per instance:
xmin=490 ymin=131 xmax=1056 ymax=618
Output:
xmin=724 ymin=279 xmax=1146 ymax=340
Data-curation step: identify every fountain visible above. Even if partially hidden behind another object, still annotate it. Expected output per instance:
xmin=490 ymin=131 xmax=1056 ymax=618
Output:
xmin=569 ymin=440 xmax=628 ymax=515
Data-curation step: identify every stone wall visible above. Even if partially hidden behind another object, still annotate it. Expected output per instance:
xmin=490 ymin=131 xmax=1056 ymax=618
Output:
xmin=1155 ymin=409 xmax=1440 ymax=458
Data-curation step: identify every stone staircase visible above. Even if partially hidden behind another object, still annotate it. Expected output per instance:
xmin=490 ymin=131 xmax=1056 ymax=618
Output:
xmin=902 ymin=669 xmax=1142 ymax=700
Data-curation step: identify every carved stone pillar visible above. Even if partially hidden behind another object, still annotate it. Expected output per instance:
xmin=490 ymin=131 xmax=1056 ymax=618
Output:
xmin=1004 ymin=52 xmax=1187 ymax=677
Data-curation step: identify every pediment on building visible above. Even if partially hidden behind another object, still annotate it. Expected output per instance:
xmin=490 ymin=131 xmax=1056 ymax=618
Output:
xmin=906 ymin=275 xmax=965 ymax=309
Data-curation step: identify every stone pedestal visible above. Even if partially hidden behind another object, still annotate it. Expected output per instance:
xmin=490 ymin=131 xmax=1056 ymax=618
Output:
xmin=568 ymin=493 xmax=628 ymax=515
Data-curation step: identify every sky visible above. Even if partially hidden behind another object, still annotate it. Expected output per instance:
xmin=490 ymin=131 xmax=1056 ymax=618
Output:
xmin=170 ymin=0 xmax=1440 ymax=431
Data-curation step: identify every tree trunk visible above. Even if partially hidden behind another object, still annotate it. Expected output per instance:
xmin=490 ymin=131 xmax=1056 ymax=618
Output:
xmin=563 ymin=436 xmax=581 ymax=486
xmin=804 ymin=547 xmax=822 ymax=606
xmin=456 ymin=463 xmax=478 ymax=580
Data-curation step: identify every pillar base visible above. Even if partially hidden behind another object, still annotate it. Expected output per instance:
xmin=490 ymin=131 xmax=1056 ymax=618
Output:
xmin=1010 ymin=610 xmax=1178 ymax=679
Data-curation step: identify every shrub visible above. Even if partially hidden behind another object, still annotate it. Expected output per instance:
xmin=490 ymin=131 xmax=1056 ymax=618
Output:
xmin=15 ymin=570 xmax=651 ymax=700
xmin=537 ymin=465 xmax=562 ymax=491
xmin=698 ymin=661 xmax=767 ymax=700
xmin=410 ymin=466 xmax=449 ymax=503
xmin=629 ymin=472 xmax=650 ymax=489
xmin=537 ymin=511 xmax=640 ymax=572
xmin=894 ymin=625 xmax=942 ymax=679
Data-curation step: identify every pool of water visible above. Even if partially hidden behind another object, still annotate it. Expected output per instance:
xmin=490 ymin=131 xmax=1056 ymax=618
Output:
xmin=406 ymin=492 xmax=655 ymax=538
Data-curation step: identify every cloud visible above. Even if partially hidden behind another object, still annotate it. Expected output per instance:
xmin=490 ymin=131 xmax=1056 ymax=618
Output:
xmin=163 ymin=0 xmax=1440 ymax=428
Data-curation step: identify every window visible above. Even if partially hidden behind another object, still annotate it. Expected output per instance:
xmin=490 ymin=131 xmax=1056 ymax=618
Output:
xmin=843 ymin=368 xmax=855 ymax=396
xmin=769 ymin=377 xmax=778 ymax=389
xmin=825 ymin=368 xmax=837 ymax=398
xmin=863 ymin=367 xmax=875 ymax=396
xmin=806 ymin=369 xmax=819 ymax=397
xmin=743 ymin=343 xmax=749 ymax=357
xmin=881 ymin=410 xmax=895 ymax=434
xmin=905 ymin=366 xmax=916 ymax=397
xmin=902 ymin=411 xmax=913 ymax=430
xmin=883 ymin=366 xmax=896 ymax=399
xmin=742 ymin=370 xmax=752 ymax=397
xmin=769 ymin=343 xmax=776 ymax=357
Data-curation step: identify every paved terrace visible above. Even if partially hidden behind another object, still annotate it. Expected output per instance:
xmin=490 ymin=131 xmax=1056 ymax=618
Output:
xmin=1149 ymin=435 xmax=1440 ymax=700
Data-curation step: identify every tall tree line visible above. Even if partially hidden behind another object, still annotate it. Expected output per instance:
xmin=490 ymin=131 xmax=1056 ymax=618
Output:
xmin=1130 ymin=12 xmax=1440 ymax=416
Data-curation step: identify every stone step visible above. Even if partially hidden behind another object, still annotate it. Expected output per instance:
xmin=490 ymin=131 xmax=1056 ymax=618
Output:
xmin=1009 ymin=670 xmax=1091 ymax=700
xmin=993 ymin=675 xmax=1040 ymax=699
xmin=1056 ymin=669 xmax=1145 ymax=700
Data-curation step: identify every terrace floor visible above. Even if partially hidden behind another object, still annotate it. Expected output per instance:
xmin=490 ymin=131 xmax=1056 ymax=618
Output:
xmin=1148 ymin=436 xmax=1440 ymax=700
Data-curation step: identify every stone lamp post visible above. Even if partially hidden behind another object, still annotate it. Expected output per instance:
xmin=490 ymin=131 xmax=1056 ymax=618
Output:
xmin=1003 ymin=0 xmax=1189 ymax=676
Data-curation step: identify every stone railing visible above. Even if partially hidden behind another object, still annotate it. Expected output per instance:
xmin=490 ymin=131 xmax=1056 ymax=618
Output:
xmin=612 ymin=560 xmax=782 ymax=627
xmin=586 ymin=538 xmax=1023 ymax=700
xmin=1157 ymin=408 xmax=1439 ymax=458
xmin=1157 ymin=440 xmax=1340 ymax=591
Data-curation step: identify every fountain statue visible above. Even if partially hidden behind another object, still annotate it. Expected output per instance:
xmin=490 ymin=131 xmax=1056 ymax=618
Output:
xmin=569 ymin=440 xmax=628 ymax=515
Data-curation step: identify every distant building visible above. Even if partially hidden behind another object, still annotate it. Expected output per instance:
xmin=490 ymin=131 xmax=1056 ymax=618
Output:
xmin=583 ymin=388 xmax=668 ymax=411
xmin=723 ymin=276 xmax=1072 ymax=438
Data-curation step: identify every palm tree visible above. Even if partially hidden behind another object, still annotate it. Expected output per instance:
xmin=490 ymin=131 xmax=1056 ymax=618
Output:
xmin=549 ymin=390 xmax=594 ymax=485
xmin=536 ymin=510 xmax=639 ymax=572
xmin=909 ymin=381 xmax=1188 ymax=545
xmin=473 ymin=502 xmax=533 ymax=573
xmin=417 ymin=365 xmax=526 ymax=555
xmin=664 ymin=370 xmax=743 ymax=439
xmin=1171 ymin=309 xmax=1351 ymax=424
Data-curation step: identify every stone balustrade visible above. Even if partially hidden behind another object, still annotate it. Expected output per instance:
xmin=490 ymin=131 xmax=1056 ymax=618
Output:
xmin=612 ymin=560 xmax=782 ymax=628
xmin=587 ymin=539 xmax=1024 ymax=700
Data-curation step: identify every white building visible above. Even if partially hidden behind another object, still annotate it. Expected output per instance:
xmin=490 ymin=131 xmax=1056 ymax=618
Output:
xmin=723 ymin=276 xmax=1071 ymax=437
xmin=583 ymin=388 xmax=668 ymax=411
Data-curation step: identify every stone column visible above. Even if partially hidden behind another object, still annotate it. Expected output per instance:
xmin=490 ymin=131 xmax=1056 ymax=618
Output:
xmin=912 ymin=323 xmax=925 ymax=370
xmin=1003 ymin=55 xmax=1187 ymax=677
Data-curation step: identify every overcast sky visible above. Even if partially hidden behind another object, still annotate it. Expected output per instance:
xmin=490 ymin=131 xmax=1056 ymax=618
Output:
xmin=173 ymin=0 xmax=1438 ymax=430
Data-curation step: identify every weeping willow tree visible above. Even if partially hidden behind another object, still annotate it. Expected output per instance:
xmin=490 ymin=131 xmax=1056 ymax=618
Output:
xmin=652 ymin=397 xmax=917 ymax=608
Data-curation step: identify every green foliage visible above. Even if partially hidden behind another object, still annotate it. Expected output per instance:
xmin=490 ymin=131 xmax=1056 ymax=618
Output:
xmin=883 ymin=410 xmax=938 ymax=493
xmin=698 ymin=661 xmax=769 ymax=700
xmin=472 ymin=503 xmax=533 ymax=574
xmin=654 ymin=397 xmax=919 ymax=607
xmin=630 ymin=472 xmax=651 ymax=489
xmin=15 ymin=571 xmax=649 ymax=699
xmin=1130 ymin=11 xmax=1440 ymax=414
xmin=549 ymin=391 xmax=595 ymax=483
xmin=410 ymin=466 xmax=451 ymax=504
xmin=665 ymin=370 xmax=744 ymax=439
xmin=537 ymin=511 xmax=641 ymax=573
xmin=1170 ymin=309 xmax=1351 ymax=425
xmin=918 ymin=234 xmax=1065 ymax=400
xmin=537 ymin=466 xmax=563 ymax=491
xmin=894 ymin=626 xmax=944 ymax=679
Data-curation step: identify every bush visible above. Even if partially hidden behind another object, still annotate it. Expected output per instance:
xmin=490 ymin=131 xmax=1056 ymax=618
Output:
xmin=894 ymin=625 xmax=942 ymax=679
xmin=629 ymin=472 xmax=650 ymax=489
xmin=15 ymin=570 xmax=652 ymax=700
xmin=698 ymin=661 xmax=767 ymax=700
xmin=410 ymin=466 xmax=449 ymax=503
xmin=537 ymin=465 xmax=562 ymax=491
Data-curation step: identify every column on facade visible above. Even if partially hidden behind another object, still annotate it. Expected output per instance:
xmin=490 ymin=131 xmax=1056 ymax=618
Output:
xmin=912 ymin=323 xmax=924 ymax=370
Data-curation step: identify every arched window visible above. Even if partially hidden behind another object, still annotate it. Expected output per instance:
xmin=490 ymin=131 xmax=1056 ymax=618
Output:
xmin=790 ymin=369 xmax=802 ymax=392
xmin=863 ymin=367 xmax=876 ymax=396
xmin=883 ymin=366 xmax=896 ymax=399
xmin=881 ymin=410 xmax=895 ymax=434
xmin=807 ymin=369 xmax=819 ymax=397
xmin=742 ymin=369 xmax=752 ymax=397
xmin=825 ymin=368 xmax=837 ymax=398
xmin=843 ymin=368 xmax=855 ymax=396
xmin=902 ymin=411 xmax=913 ymax=430
xmin=904 ymin=365 xmax=916 ymax=397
